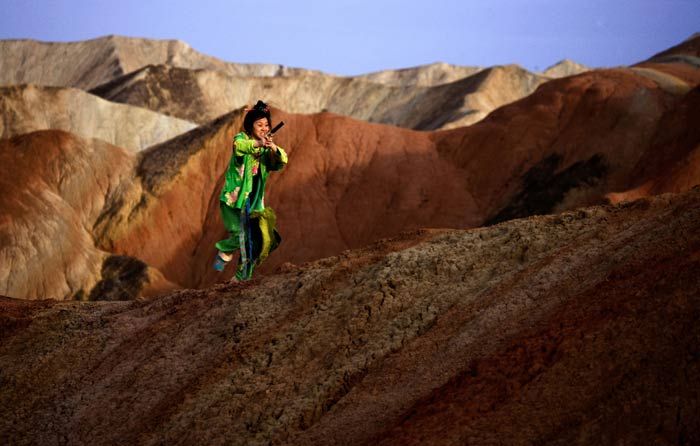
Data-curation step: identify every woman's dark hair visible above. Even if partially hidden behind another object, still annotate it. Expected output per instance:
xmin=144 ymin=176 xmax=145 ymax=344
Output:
xmin=243 ymin=100 xmax=271 ymax=135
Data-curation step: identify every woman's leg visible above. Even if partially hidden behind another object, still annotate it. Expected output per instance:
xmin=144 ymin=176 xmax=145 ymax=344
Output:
xmin=215 ymin=202 xmax=241 ymax=254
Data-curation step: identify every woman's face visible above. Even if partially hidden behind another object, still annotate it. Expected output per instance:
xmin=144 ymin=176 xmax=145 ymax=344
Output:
xmin=251 ymin=117 xmax=270 ymax=141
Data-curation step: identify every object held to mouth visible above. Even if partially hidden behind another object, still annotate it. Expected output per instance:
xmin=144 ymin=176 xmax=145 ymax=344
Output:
xmin=266 ymin=121 xmax=285 ymax=138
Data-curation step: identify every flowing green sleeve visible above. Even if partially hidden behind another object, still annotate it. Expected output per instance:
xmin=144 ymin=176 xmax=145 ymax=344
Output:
xmin=233 ymin=132 xmax=261 ymax=156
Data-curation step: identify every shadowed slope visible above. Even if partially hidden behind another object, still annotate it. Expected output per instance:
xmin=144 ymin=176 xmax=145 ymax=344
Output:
xmin=435 ymin=67 xmax=700 ymax=223
xmin=1 ymin=188 xmax=699 ymax=445
xmin=607 ymin=85 xmax=700 ymax=203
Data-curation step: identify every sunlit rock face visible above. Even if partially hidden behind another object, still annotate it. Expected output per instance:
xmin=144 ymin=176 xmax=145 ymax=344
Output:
xmin=0 ymin=84 xmax=197 ymax=152
xmin=0 ymin=130 xmax=176 ymax=300
xmin=542 ymin=59 xmax=590 ymax=78
xmin=1 ymin=36 xmax=579 ymax=130
xmin=0 ymin=35 xmax=322 ymax=90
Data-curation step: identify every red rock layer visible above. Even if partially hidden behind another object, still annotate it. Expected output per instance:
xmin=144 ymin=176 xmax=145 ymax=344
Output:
xmin=607 ymin=85 xmax=700 ymax=203
xmin=647 ymin=33 xmax=700 ymax=60
xmin=634 ymin=61 xmax=700 ymax=85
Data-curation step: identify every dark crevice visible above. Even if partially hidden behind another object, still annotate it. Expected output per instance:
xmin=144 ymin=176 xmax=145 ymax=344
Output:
xmin=88 ymin=255 xmax=149 ymax=301
xmin=487 ymin=153 xmax=607 ymax=225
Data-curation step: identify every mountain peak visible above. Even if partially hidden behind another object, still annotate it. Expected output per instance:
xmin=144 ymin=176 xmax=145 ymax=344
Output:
xmin=542 ymin=59 xmax=589 ymax=77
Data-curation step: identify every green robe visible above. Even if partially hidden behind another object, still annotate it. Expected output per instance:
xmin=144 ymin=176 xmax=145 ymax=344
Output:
xmin=216 ymin=132 xmax=288 ymax=279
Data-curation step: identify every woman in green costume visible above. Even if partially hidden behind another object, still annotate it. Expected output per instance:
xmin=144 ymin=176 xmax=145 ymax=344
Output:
xmin=214 ymin=100 xmax=288 ymax=280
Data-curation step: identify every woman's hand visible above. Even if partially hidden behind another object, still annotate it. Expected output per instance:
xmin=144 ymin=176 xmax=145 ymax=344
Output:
xmin=263 ymin=135 xmax=278 ymax=152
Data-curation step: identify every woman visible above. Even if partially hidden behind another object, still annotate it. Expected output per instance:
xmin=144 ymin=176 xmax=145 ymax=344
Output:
xmin=214 ymin=100 xmax=288 ymax=281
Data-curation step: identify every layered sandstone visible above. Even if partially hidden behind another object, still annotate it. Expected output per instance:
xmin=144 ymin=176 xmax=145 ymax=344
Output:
xmin=632 ymin=34 xmax=700 ymax=86
xmin=1 ymin=36 xmax=590 ymax=132
xmin=1 ymin=188 xmax=698 ymax=445
xmin=2 ymin=64 xmax=697 ymax=300
xmin=0 ymin=35 xmax=321 ymax=90
xmin=0 ymin=130 xmax=176 ymax=300
xmin=356 ymin=62 xmax=484 ymax=87
xmin=10 ymin=63 xmax=693 ymax=296
xmin=646 ymin=33 xmax=700 ymax=62
xmin=0 ymin=84 xmax=197 ymax=151
xmin=1 ymin=38 xmax=698 ymax=301
xmin=90 ymin=63 xmax=551 ymax=129
xmin=356 ymin=59 xmax=587 ymax=87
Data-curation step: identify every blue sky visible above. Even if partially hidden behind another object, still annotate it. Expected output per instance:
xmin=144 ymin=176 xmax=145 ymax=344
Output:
xmin=1 ymin=0 xmax=698 ymax=75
